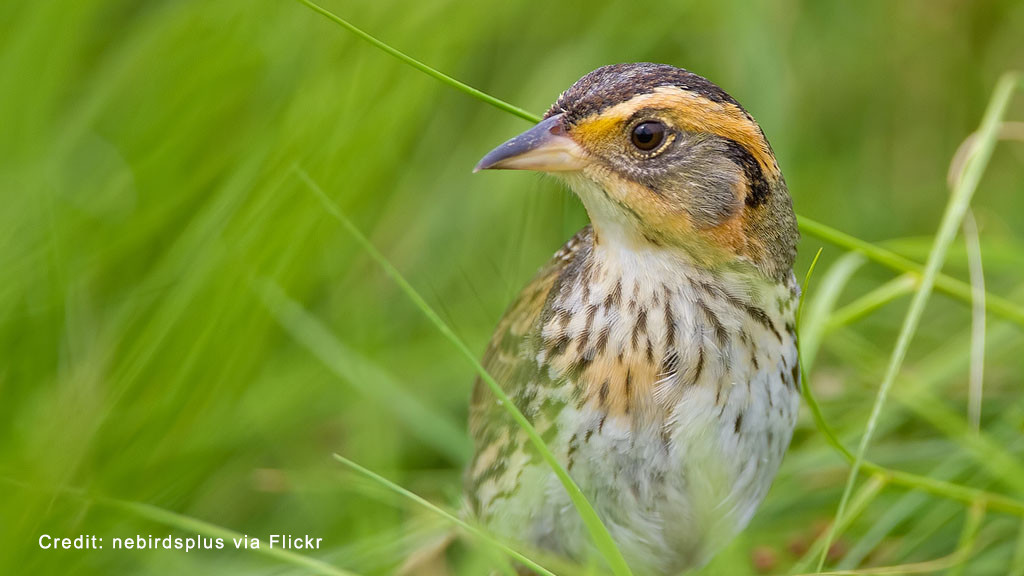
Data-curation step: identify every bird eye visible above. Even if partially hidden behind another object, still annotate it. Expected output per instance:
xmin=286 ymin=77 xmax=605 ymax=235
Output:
xmin=630 ymin=121 xmax=666 ymax=152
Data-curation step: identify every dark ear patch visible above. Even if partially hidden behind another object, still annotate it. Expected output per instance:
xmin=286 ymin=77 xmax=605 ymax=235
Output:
xmin=547 ymin=63 xmax=742 ymax=124
xmin=722 ymin=139 xmax=771 ymax=208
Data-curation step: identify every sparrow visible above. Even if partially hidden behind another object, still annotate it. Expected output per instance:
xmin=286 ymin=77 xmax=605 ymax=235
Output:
xmin=466 ymin=63 xmax=800 ymax=575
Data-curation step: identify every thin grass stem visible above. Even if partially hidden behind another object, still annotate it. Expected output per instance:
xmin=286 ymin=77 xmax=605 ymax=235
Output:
xmin=797 ymin=256 xmax=1024 ymax=515
xmin=798 ymin=247 xmax=825 ymax=323
xmin=961 ymin=210 xmax=985 ymax=433
xmin=294 ymin=0 xmax=540 ymax=123
xmin=838 ymin=457 xmax=970 ymax=569
xmin=1011 ymin=517 xmax=1024 ymax=576
xmin=945 ymin=501 xmax=985 ymax=576
xmin=799 ymin=366 xmax=1024 ymax=515
xmin=798 ymin=215 xmax=1024 ymax=327
xmin=255 ymin=280 xmax=472 ymax=464
xmin=817 ymin=70 xmax=1021 ymax=571
xmin=824 ymin=274 xmax=917 ymax=333
xmin=800 ymin=252 xmax=865 ymax=370
xmin=791 ymin=475 xmax=888 ymax=574
xmin=332 ymin=454 xmax=557 ymax=576
xmin=793 ymin=546 xmax=976 ymax=575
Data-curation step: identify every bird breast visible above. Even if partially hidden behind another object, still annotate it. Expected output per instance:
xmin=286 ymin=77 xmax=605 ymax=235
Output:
xmin=528 ymin=235 xmax=802 ymax=571
xmin=535 ymin=234 xmax=799 ymax=436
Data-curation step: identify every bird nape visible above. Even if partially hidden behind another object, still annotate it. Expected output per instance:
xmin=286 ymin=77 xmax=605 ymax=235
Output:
xmin=467 ymin=62 xmax=799 ymax=576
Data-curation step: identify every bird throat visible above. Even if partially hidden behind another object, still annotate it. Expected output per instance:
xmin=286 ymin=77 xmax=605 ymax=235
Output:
xmin=560 ymin=171 xmax=743 ymax=274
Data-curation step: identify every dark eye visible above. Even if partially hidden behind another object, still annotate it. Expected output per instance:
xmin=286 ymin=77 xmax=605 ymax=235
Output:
xmin=631 ymin=121 xmax=666 ymax=151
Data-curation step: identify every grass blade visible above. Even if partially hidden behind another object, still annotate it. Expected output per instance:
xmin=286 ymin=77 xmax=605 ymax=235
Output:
xmin=796 ymin=255 xmax=1024 ymax=516
xmin=293 ymin=0 xmax=540 ymax=123
xmin=945 ymin=501 xmax=985 ymax=576
xmin=799 ymin=251 xmax=863 ymax=371
xmin=838 ymin=457 xmax=970 ymax=569
xmin=294 ymin=167 xmax=633 ymax=575
xmin=1011 ymin=517 xmax=1024 ymax=576
xmin=817 ymin=71 xmax=1021 ymax=571
xmin=961 ymin=210 xmax=985 ymax=433
xmin=825 ymin=274 xmax=917 ymax=333
xmin=255 ymin=279 xmax=473 ymax=464
xmin=332 ymin=454 xmax=557 ymax=576
xmin=791 ymin=475 xmax=888 ymax=574
xmin=798 ymin=215 xmax=1024 ymax=327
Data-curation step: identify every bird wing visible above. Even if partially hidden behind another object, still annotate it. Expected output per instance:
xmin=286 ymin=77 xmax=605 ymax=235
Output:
xmin=465 ymin=225 xmax=592 ymax=511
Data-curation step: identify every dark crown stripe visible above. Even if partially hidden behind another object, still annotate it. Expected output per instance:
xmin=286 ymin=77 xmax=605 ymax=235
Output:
xmin=547 ymin=63 xmax=742 ymax=123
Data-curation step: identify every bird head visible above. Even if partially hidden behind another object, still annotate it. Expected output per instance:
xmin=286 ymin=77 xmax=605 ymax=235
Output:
xmin=476 ymin=63 xmax=798 ymax=280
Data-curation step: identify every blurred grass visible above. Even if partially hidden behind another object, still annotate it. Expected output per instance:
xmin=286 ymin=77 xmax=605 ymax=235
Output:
xmin=2 ymin=0 xmax=1024 ymax=574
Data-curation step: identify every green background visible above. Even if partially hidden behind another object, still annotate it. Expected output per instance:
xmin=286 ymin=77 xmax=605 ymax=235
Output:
xmin=2 ymin=0 xmax=1023 ymax=574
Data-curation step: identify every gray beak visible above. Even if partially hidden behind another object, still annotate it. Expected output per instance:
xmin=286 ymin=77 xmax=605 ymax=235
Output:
xmin=474 ymin=114 xmax=587 ymax=173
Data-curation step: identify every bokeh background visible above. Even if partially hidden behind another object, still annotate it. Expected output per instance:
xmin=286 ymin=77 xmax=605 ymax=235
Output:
xmin=2 ymin=0 xmax=1023 ymax=574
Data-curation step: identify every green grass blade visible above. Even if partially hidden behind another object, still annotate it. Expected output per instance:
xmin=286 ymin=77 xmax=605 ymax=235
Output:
xmin=797 ymin=246 xmax=858 ymax=458
xmin=293 ymin=0 xmax=541 ymax=123
xmin=891 ymin=383 xmax=1024 ymax=494
xmin=1011 ymin=517 xmax=1024 ymax=576
xmin=796 ymin=253 xmax=1024 ymax=516
xmin=803 ymin=372 xmax=1024 ymax=515
xmin=817 ymin=71 xmax=1021 ymax=571
xmin=790 ymin=475 xmax=888 ymax=574
xmin=860 ymin=462 xmax=1024 ymax=516
xmin=825 ymin=274 xmax=917 ymax=333
xmin=961 ymin=210 xmax=985 ymax=433
xmin=797 ymin=246 xmax=825 ymax=324
xmin=332 ymin=454 xmax=558 ymax=576
xmin=945 ymin=501 xmax=985 ymax=576
xmin=294 ymin=167 xmax=633 ymax=576
xmin=255 ymin=279 xmax=473 ymax=464
xmin=798 ymin=215 xmax=1024 ymax=327
xmin=838 ymin=457 xmax=970 ymax=569
xmin=824 ymin=325 xmax=1024 ymax=498
xmin=800 ymin=251 xmax=863 ymax=371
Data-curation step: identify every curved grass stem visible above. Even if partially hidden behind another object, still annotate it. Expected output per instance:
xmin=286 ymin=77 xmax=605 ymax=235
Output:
xmin=293 ymin=0 xmax=540 ymax=123
xmin=332 ymin=454 xmax=557 ymax=576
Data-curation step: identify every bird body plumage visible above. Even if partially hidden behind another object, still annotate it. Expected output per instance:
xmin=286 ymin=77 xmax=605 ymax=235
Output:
xmin=468 ymin=226 xmax=800 ymax=574
xmin=466 ymin=63 xmax=800 ymax=575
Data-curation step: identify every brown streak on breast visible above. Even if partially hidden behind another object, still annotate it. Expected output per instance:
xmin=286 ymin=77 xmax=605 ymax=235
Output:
xmin=632 ymin=307 xmax=647 ymax=350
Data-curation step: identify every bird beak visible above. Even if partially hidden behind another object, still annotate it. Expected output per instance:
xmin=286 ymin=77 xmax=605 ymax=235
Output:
xmin=474 ymin=114 xmax=586 ymax=173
